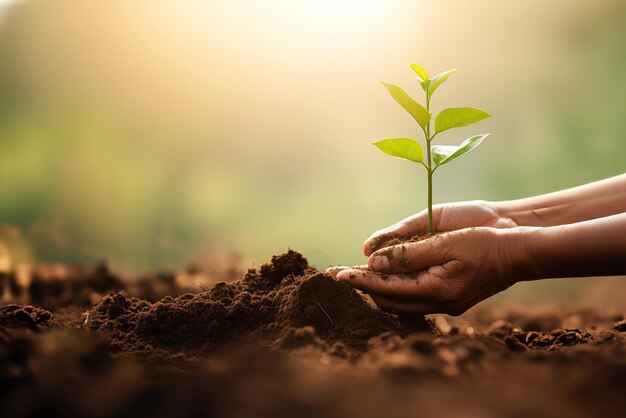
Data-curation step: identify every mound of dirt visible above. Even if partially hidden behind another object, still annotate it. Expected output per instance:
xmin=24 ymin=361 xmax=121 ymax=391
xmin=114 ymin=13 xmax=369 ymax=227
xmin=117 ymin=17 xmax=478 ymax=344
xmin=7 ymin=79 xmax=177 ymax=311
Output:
xmin=0 ymin=305 xmax=53 ymax=330
xmin=86 ymin=250 xmax=430 ymax=357
xmin=1 ymin=249 xmax=625 ymax=418
xmin=1 ymin=263 xmax=125 ymax=311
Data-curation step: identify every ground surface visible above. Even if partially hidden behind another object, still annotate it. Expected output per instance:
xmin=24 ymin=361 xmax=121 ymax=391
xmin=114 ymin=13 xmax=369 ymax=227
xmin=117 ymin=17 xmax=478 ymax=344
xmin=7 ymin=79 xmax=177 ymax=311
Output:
xmin=0 ymin=250 xmax=624 ymax=418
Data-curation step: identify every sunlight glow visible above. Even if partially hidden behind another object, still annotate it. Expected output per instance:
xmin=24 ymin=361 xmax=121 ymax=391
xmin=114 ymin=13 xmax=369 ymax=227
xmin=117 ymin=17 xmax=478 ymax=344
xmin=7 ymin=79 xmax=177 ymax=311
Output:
xmin=0 ymin=0 xmax=21 ymax=8
xmin=301 ymin=0 xmax=384 ymax=24
xmin=156 ymin=0 xmax=397 ymax=42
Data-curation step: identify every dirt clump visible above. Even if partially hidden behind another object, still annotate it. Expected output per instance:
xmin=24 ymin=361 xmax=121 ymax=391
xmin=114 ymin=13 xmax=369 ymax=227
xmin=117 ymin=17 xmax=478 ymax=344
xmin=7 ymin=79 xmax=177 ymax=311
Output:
xmin=0 ymin=305 xmax=53 ymax=330
xmin=86 ymin=250 xmax=430 ymax=357
xmin=369 ymin=233 xmax=434 ymax=254
xmin=1 ymin=263 xmax=124 ymax=311
xmin=613 ymin=319 xmax=626 ymax=332
xmin=0 ymin=260 xmax=233 ymax=311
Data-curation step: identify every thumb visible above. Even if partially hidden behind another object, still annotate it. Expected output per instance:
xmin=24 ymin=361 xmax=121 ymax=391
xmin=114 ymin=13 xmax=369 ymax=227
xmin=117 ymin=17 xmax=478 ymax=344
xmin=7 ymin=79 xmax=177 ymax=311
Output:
xmin=362 ymin=209 xmax=431 ymax=256
xmin=368 ymin=233 xmax=454 ymax=274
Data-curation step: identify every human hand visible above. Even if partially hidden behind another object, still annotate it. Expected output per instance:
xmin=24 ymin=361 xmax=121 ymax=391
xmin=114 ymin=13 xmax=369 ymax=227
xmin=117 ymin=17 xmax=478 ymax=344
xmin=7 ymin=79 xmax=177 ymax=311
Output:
xmin=333 ymin=227 xmax=529 ymax=316
xmin=363 ymin=201 xmax=517 ymax=256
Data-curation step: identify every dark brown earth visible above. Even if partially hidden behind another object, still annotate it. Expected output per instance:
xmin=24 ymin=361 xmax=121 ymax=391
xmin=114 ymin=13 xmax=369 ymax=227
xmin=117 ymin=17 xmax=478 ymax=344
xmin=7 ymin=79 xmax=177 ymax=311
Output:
xmin=369 ymin=232 xmax=434 ymax=254
xmin=86 ymin=250 xmax=429 ymax=359
xmin=0 ymin=304 xmax=52 ymax=330
xmin=0 ymin=250 xmax=624 ymax=418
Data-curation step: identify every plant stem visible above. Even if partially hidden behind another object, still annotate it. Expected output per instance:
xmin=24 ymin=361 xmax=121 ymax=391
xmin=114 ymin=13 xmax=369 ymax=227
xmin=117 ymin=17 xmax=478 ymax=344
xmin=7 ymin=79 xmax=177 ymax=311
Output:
xmin=427 ymin=165 xmax=433 ymax=232
xmin=425 ymin=91 xmax=434 ymax=233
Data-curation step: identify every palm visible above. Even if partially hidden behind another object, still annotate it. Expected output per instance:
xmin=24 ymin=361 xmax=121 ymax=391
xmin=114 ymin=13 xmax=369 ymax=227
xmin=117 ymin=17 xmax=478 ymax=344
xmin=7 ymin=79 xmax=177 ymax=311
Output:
xmin=434 ymin=201 xmax=517 ymax=231
xmin=364 ymin=201 xmax=516 ymax=256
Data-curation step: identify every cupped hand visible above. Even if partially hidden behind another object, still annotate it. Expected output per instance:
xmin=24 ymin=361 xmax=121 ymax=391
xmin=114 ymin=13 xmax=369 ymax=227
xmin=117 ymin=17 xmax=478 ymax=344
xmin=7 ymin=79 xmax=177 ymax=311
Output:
xmin=334 ymin=227 xmax=527 ymax=316
xmin=363 ymin=201 xmax=517 ymax=256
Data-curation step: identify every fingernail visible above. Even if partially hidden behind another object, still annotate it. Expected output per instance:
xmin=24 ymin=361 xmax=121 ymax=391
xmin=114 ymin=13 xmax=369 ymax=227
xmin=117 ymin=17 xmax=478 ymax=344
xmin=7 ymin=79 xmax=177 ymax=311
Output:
xmin=336 ymin=270 xmax=355 ymax=281
xmin=325 ymin=266 xmax=349 ymax=279
xmin=370 ymin=255 xmax=389 ymax=271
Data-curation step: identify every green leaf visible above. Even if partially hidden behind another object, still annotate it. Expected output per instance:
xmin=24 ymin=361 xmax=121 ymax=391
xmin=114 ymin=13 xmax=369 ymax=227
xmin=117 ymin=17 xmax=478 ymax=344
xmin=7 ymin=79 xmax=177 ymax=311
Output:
xmin=373 ymin=138 xmax=424 ymax=163
xmin=427 ymin=68 xmax=457 ymax=96
xmin=434 ymin=107 xmax=492 ymax=134
xmin=431 ymin=134 xmax=489 ymax=166
xmin=381 ymin=82 xmax=430 ymax=130
xmin=409 ymin=63 xmax=429 ymax=82
xmin=409 ymin=64 xmax=429 ymax=90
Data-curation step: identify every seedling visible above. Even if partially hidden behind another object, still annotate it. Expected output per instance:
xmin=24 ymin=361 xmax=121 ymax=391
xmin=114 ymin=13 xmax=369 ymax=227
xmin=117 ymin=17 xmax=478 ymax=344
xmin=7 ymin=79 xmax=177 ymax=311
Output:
xmin=374 ymin=64 xmax=492 ymax=233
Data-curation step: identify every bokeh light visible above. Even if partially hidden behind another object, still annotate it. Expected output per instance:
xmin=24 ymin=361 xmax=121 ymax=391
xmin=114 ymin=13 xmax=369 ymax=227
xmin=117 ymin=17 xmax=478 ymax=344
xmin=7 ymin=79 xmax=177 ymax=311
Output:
xmin=0 ymin=0 xmax=624 ymax=302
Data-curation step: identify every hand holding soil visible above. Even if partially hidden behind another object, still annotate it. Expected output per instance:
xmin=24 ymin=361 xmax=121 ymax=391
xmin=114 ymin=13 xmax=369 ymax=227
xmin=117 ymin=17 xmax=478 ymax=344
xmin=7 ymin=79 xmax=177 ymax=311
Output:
xmin=362 ymin=200 xmax=518 ymax=257
xmin=333 ymin=227 xmax=518 ymax=315
xmin=330 ymin=174 xmax=626 ymax=315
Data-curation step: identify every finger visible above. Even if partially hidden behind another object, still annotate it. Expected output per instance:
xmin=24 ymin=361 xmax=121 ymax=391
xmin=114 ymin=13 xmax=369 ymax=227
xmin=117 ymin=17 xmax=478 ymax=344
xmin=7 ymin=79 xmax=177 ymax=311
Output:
xmin=493 ymin=218 xmax=517 ymax=228
xmin=368 ymin=234 xmax=455 ymax=274
xmin=369 ymin=294 xmax=438 ymax=314
xmin=363 ymin=210 xmax=430 ymax=256
xmin=324 ymin=265 xmax=367 ymax=279
xmin=336 ymin=268 xmax=434 ymax=300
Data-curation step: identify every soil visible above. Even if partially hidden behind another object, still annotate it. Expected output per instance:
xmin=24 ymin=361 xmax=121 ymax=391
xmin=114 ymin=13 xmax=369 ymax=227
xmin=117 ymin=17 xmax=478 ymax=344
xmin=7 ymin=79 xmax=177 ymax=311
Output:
xmin=369 ymin=232 xmax=434 ymax=254
xmin=0 ymin=249 xmax=624 ymax=418
xmin=0 ymin=304 xmax=52 ymax=330
xmin=369 ymin=233 xmax=436 ymax=272
xmin=86 ymin=250 xmax=429 ymax=358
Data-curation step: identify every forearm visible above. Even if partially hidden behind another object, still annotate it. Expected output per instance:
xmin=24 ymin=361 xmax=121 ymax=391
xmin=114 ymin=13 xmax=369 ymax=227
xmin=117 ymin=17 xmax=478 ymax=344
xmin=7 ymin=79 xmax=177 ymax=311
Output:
xmin=509 ymin=212 xmax=626 ymax=281
xmin=495 ymin=173 xmax=626 ymax=227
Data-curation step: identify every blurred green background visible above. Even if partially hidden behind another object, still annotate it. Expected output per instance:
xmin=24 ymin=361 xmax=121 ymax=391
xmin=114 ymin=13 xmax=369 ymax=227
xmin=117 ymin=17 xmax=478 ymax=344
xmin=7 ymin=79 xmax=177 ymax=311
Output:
xmin=0 ymin=0 xmax=624 ymax=290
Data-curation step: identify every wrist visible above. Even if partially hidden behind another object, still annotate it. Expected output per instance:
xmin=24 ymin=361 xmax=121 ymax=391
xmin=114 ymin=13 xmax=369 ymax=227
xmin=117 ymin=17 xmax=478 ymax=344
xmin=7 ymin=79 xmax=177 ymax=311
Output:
xmin=486 ymin=199 xmax=520 ymax=226
xmin=492 ymin=199 xmax=547 ymax=228
xmin=495 ymin=226 xmax=544 ymax=285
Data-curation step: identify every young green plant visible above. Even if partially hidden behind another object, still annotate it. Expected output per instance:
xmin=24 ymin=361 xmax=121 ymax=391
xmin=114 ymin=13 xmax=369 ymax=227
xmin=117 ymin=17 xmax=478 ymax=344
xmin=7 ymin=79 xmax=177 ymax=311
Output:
xmin=374 ymin=64 xmax=492 ymax=233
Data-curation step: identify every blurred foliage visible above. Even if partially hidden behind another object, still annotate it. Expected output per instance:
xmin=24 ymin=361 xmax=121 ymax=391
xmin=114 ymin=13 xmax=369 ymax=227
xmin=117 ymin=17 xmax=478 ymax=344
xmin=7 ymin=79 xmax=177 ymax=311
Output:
xmin=0 ymin=0 xmax=624 ymax=276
